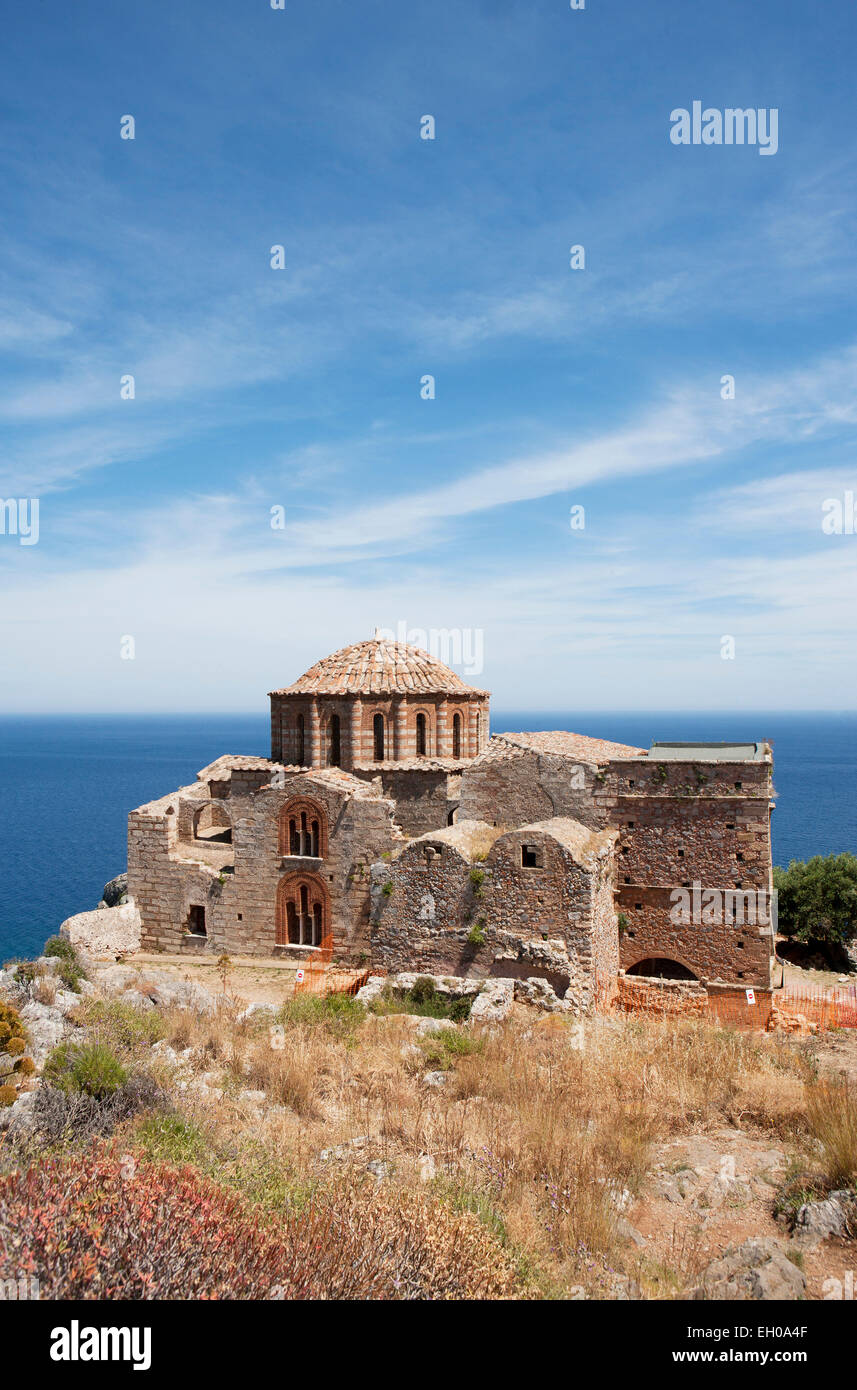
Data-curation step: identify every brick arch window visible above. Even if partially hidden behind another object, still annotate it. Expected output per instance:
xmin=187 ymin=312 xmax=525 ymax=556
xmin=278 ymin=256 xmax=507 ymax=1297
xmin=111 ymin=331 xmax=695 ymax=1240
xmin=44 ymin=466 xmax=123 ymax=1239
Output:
xmin=416 ymin=711 xmax=427 ymax=757
xmin=475 ymin=708 xmax=481 ymax=750
xmin=278 ymin=797 xmax=328 ymax=859
xmin=276 ymin=872 xmax=331 ymax=949
xmin=328 ymin=714 xmax=341 ymax=767
xmin=373 ymin=713 xmax=385 ymax=762
xmin=296 ymin=714 xmax=306 ymax=765
xmin=452 ymin=711 xmax=462 ymax=759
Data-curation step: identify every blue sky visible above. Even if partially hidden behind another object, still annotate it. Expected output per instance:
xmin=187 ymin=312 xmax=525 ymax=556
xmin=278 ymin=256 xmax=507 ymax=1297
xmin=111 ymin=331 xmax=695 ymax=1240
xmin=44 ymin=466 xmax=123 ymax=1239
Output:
xmin=1 ymin=0 xmax=856 ymax=713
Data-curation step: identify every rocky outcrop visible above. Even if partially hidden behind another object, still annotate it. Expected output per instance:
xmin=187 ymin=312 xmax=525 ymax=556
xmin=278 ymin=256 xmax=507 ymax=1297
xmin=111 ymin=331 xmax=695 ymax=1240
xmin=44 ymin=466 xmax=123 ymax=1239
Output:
xmin=795 ymin=1191 xmax=857 ymax=1241
xmin=691 ymin=1237 xmax=806 ymax=1300
xmin=98 ymin=873 xmax=129 ymax=909
xmin=93 ymin=964 xmax=215 ymax=1014
xmin=469 ymin=978 xmax=515 ymax=1023
xmin=60 ymin=903 xmax=141 ymax=959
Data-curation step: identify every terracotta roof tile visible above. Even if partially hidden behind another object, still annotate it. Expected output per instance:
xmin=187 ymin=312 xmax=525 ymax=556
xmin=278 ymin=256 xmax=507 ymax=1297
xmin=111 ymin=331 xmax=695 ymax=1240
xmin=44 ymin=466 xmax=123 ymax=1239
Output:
xmin=490 ymin=731 xmax=647 ymax=762
xmin=270 ymin=637 xmax=488 ymax=698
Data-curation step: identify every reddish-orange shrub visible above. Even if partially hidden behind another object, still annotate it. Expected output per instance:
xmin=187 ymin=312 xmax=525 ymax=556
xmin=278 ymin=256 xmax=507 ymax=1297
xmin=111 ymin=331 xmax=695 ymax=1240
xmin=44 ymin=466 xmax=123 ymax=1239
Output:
xmin=0 ymin=1152 xmax=522 ymax=1300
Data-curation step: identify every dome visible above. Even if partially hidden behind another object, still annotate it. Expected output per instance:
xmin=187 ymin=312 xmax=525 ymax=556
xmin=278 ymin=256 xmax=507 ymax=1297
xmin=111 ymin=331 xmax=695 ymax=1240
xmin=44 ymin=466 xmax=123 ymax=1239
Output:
xmin=271 ymin=637 xmax=486 ymax=698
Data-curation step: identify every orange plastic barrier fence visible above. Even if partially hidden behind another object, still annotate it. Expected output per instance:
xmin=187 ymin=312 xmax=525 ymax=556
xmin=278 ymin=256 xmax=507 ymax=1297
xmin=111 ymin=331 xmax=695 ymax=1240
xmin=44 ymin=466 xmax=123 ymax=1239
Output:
xmin=293 ymin=948 xmax=371 ymax=998
xmin=603 ymin=978 xmax=857 ymax=1033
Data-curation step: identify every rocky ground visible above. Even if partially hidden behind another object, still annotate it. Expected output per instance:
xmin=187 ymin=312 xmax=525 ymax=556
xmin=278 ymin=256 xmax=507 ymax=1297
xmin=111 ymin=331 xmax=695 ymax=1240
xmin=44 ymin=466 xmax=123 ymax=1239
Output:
xmin=2 ymin=915 xmax=856 ymax=1300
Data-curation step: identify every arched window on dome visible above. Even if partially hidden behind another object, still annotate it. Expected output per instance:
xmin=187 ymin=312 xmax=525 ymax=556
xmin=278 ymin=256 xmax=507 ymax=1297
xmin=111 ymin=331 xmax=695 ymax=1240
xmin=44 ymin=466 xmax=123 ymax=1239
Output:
xmin=296 ymin=714 xmax=305 ymax=765
xmin=373 ymin=713 xmax=385 ymax=762
xmin=328 ymin=714 xmax=341 ymax=767
xmin=452 ymin=712 xmax=462 ymax=759
xmin=416 ymin=712 xmax=427 ymax=757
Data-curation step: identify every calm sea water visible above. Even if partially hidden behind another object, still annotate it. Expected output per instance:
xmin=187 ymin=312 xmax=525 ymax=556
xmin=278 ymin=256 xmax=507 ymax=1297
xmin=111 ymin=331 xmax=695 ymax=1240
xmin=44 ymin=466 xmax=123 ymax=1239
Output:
xmin=0 ymin=712 xmax=853 ymax=962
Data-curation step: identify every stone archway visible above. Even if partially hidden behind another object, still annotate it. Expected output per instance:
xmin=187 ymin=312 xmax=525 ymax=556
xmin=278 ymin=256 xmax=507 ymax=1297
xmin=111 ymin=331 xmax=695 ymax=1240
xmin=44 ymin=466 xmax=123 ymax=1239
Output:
xmin=275 ymin=872 xmax=331 ymax=951
xmin=626 ymin=957 xmax=698 ymax=981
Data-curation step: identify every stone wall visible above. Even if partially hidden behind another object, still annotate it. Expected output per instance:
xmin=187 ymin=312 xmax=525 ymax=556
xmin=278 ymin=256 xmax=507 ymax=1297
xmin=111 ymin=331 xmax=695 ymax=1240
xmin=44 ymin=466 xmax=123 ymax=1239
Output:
xmin=370 ymin=817 xmax=618 ymax=1015
xmin=460 ymin=741 xmax=774 ymax=987
xmin=128 ymin=769 xmax=399 ymax=962
xmin=352 ymin=768 xmax=459 ymax=837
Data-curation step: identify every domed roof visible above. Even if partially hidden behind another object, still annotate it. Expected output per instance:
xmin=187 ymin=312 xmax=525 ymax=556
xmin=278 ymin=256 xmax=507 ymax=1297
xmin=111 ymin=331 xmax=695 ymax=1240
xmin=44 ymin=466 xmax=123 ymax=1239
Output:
xmin=271 ymin=636 xmax=487 ymax=698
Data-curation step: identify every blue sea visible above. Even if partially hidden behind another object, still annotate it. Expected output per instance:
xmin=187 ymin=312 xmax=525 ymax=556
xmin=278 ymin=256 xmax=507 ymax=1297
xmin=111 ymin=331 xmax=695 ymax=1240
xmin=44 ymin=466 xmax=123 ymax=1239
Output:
xmin=1 ymin=712 xmax=854 ymax=963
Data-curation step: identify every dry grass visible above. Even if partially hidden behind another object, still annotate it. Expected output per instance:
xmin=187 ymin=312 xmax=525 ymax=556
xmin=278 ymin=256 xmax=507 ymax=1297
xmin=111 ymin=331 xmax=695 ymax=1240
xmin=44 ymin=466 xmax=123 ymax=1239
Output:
xmin=52 ymin=989 xmax=829 ymax=1299
xmin=805 ymin=1077 xmax=857 ymax=1187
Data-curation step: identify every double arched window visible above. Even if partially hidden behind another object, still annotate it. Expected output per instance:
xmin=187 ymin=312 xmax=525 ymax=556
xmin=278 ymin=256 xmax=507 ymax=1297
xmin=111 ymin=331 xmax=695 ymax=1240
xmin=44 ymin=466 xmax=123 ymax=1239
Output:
xmin=276 ymin=873 xmax=330 ymax=949
xmin=279 ymin=798 xmax=328 ymax=859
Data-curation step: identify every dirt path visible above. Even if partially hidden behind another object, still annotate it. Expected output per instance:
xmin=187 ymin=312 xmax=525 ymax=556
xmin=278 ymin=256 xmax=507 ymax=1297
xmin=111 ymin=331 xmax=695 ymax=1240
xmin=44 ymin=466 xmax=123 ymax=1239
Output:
xmin=118 ymin=952 xmax=302 ymax=1007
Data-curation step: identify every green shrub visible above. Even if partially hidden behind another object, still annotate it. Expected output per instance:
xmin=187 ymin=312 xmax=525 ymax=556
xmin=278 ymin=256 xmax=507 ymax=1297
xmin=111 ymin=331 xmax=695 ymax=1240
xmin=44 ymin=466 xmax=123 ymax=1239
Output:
xmin=773 ymin=853 xmax=857 ymax=949
xmin=372 ymin=980 xmax=472 ymax=1023
xmin=381 ymin=880 xmax=394 ymax=897
xmin=57 ymin=960 xmax=84 ymax=993
xmin=134 ymin=1112 xmax=208 ymax=1165
xmin=43 ymin=936 xmax=77 ymax=962
xmin=44 ymin=1041 xmax=127 ymax=1098
xmin=420 ymin=1029 xmax=484 ymax=1069
xmin=469 ymin=868 xmax=486 ymax=896
xmin=278 ymin=993 xmax=365 ymax=1038
xmin=467 ymin=921 xmax=486 ymax=947
xmin=76 ymin=998 xmax=166 ymax=1053
xmin=410 ymin=976 xmax=436 ymax=1005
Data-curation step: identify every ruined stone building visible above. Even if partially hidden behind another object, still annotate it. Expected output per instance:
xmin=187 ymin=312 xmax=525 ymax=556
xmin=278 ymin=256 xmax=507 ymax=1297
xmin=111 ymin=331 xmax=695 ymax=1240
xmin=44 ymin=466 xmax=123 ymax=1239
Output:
xmin=127 ymin=636 xmax=776 ymax=1012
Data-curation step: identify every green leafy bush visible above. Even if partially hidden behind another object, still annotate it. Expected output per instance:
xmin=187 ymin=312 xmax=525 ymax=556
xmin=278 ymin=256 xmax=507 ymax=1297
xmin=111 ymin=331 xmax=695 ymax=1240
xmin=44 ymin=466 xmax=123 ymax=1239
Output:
xmin=43 ymin=936 xmax=77 ymax=962
xmin=372 ymin=979 xmax=472 ymax=1022
xmin=44 ymin=1041 xmax=127 ymax=1098
xmin=773 ymin=853 xmax=857 ymax=949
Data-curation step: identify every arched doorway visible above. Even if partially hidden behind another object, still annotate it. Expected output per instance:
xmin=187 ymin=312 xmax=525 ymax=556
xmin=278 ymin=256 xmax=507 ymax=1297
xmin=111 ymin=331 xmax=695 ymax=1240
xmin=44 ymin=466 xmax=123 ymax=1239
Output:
xmin=275 ymin=873 xmax=331 ymax=950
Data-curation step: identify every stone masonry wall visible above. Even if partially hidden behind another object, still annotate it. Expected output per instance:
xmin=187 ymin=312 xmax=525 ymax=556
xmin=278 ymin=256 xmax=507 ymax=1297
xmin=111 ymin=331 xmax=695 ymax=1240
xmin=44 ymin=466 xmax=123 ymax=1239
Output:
xmin=371 ymin=821 xmax=618 ymax=1014
xmin=460 ymin=745 xmax=774 ymax=987
xmin=129 ymin=772 xmax=398 ymax=963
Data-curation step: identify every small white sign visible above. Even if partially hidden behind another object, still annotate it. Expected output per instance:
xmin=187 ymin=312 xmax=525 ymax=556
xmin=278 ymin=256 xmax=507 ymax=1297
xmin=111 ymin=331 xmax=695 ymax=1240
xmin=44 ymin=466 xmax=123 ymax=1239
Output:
xmin=295 ymin=969 xmax=305 ymax=984
xmin=745 ymin=988 xmax=756 ymax=1005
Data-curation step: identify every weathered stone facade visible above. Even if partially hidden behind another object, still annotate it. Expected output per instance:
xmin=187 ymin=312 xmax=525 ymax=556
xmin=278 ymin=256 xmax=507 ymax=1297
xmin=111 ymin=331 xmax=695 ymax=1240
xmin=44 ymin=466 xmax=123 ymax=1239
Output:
xmin=129 ymin=759 xmax=401 ymax=962
xmin=126 ymin=638 xmax=775 ymax=1000
xmin=370 ymin=818 xmax=619 ymax=1015
xmin=459 ymin=732 xmax=775 ymax=987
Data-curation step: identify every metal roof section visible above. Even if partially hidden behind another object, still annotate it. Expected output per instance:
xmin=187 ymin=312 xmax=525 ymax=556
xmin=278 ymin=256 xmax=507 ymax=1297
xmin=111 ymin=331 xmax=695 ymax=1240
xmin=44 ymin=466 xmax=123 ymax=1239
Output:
xmin=649 ymin=741 xmax=771 ymax=762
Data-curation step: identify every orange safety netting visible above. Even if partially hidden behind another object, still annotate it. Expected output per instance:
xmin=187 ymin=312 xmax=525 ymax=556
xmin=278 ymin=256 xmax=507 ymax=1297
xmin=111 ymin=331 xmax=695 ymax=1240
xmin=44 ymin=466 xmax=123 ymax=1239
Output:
xmin=293 ymin=947 xmax=371 ymax=998
xmin=604 ymin=977 xmax=857 ymax=1034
